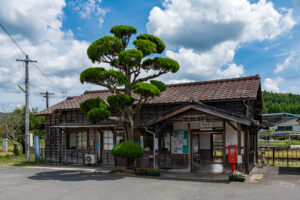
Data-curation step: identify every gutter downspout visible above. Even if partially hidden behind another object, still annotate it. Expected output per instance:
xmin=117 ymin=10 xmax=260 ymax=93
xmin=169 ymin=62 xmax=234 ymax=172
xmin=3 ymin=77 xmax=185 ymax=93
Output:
xmin=145 ymin=127 xmax=156 ymax=169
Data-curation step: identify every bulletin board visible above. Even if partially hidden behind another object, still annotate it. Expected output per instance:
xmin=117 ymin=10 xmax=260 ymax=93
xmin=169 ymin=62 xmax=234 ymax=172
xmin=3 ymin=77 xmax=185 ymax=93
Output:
xmin=172 ymin=130 xmax=189 ymax=154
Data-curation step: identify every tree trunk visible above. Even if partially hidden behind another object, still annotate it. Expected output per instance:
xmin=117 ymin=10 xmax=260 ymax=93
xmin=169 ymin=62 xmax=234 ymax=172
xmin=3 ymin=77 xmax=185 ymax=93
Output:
xmin=21 ymin=142 xmax=25 ymax=154
xmin=123 ymin=106 xmax=134 ymax=142
xmin=127 ymin=115 xmax=134 ymax=142
xmin=13 ymin=144 xmax=19 ymax=156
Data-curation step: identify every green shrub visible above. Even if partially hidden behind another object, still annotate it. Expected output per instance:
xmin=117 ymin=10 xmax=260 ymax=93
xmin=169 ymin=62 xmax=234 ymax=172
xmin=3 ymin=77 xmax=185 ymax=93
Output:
xmin=112 ymin=142 xmax=144 ymax=169
xmin=109 ymin=169 xmax=125 ymax=174
xmin=13 ymin=144 xmax=20 ymax=156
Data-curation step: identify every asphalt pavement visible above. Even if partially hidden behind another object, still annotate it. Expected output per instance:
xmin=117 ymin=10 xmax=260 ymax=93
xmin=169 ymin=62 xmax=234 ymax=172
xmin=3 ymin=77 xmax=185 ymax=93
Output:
xmin=0 ymin=166 xmax=299 ymax=200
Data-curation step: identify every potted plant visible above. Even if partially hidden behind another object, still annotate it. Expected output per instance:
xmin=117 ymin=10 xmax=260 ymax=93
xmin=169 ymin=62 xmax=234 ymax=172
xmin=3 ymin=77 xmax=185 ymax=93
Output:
xmin=135 ymin=168 xmax=160 ymax=176
xmin=148 ymin=168 xmax=160 ymax=176
xmin=229 ymin=170 xmax=246 ymax=182
xmin=136 ymin=168 xmax=148 ymax=176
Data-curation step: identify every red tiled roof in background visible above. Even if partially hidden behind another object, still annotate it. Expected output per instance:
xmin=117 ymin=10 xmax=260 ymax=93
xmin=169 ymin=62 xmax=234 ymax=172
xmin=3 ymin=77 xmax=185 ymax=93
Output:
xmin=37 ymin=75 xmax=261 ymax=115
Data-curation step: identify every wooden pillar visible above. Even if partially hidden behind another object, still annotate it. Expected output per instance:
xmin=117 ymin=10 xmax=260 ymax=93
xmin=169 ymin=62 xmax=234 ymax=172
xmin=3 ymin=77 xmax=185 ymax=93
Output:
xmin=222 ymin=121 xmax=226 ymax=173
xmin=188 ymin=123 xmax=193 ymax=172
xmin=245 ymin=127 xmax=249 ymax=173
xmin=60 ymin=128 xmax=63 ymax=165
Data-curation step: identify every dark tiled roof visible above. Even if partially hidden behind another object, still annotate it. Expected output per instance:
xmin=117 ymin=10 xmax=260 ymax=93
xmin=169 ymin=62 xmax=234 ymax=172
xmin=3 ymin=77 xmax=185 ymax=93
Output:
xmin=37 ymin=75 xmax=261 ymax=115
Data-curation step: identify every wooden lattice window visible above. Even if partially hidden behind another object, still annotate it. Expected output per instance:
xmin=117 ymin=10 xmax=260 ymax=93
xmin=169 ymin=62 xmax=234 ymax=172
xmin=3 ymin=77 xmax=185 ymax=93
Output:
xmin=103 ymin=130 xmax=114 ymax=150
xmin=67 ymin=131 xmax=87 ymax=150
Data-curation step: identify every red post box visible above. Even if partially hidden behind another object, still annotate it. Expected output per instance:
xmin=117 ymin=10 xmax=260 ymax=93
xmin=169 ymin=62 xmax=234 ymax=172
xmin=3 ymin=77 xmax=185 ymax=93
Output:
xmin=228 ymin=145 xmax=238 ymax=172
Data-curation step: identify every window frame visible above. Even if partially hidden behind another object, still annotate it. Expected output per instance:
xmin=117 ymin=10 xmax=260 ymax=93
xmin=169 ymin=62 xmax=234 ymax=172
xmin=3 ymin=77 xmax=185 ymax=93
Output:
xmin=103 ymin=130 xmax=114 ymax=150
xmin=67 ymin=130 xmax=88 ymax=150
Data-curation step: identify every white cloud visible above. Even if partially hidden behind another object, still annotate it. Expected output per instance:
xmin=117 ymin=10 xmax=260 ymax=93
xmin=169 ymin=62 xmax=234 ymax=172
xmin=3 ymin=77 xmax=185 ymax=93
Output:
xmin=0 ymin=0 xmax=101 ymax=111
xmin=165 ymin=42 xmax=243 ymax=81
xmin=0 ymin=0 xmax=65 ymax=43
xmin=166 ymin=79 xmax=193 ymax=84
xmin=263 ymin=77 xmax=283 ymax=92
xmin=69 ymin=0 xmax=109 ymax=28
xmin=274 ymin=52 xmax=294 ymax=73
xmin=147 ymin=0 xmax=296 ymax=82
xmin=220 ymin=63 xmax=244 ymax=78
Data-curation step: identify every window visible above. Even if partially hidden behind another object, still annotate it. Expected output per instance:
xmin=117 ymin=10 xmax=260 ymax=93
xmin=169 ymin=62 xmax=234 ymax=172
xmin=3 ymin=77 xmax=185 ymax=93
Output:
xmin=116 ymin=136 xmax=124 ymax=145
xmin=277 ymin=126 xmax=293 ymax=131
xmin=68 ymin=131 xmax=87 ymax=150
xmin=103 ymin=130 xmax=114 ymax=150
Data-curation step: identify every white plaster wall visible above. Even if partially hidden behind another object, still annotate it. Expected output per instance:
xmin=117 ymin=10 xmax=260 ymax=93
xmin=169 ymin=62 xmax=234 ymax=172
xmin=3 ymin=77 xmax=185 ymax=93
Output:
xmin=173 ymin=122 xmax=188 ymax=130
xmin=275 ymin=118 xmax=299 ymax=126
xmin=273 ymin=118 xmax=300 ymax=131
xmin=190 ymin=122 xmax=200 ymax=129
xmin=225 ymin=121 xmax=238 ymax=146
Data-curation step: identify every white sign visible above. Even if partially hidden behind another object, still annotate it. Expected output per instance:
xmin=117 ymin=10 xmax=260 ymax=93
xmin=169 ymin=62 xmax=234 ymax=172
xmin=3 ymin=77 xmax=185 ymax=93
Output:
xmin=237 ymin=155 xmax=243 ymax=164
xmin=30 ymin=133 xmax=34 ymax=147
xmin=200 ymin=121 xmax=212 ymax=130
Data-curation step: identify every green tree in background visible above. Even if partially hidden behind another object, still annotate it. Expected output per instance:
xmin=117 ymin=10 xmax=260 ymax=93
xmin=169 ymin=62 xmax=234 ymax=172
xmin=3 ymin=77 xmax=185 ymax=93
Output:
xmin=80 ymin=25 xmax=180 ymax=141
xmin=263 ymin=91 xmax=300 ymax=114
xmin=0 ymin=106 xmax=45 ymax=155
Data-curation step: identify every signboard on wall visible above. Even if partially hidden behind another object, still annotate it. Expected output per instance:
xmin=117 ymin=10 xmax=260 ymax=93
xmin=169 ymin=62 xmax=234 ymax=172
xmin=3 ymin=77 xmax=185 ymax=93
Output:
xmin=200 ymin=121 xmax=213 ymax=130
xmin=172 ymin=130 xmax=189 ymax=154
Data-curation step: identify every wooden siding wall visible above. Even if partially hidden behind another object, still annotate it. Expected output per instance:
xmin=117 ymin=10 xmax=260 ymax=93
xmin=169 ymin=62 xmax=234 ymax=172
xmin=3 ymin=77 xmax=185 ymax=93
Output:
xmin=135 ymin=99 xmax=260 ymax=125
xmin=45 ymin=98 xmax=261 ymax=165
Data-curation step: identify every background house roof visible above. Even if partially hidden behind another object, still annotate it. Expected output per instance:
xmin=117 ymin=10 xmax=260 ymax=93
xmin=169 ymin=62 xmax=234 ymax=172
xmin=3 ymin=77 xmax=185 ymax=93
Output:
xmin=37 ymin=75 xmax=261 ymax=115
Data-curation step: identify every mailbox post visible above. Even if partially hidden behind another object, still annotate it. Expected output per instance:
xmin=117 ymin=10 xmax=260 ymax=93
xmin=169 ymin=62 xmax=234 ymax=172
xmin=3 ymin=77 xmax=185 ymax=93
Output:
xmin=228 ymin=145 xmax=238 ymax=172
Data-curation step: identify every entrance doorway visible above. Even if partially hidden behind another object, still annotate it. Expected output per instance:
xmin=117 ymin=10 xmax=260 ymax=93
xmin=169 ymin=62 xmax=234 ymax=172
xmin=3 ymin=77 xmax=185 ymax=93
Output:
xmin=192 ymin=132 xmax=224 ymax=172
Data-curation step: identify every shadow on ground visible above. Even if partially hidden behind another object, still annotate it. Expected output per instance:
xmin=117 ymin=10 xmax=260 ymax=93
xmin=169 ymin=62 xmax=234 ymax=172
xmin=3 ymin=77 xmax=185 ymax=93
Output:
xmin=28 ymin=170 xmax=122 ymax=182
xmin=278 ymin=167 xmax=300 ymax=175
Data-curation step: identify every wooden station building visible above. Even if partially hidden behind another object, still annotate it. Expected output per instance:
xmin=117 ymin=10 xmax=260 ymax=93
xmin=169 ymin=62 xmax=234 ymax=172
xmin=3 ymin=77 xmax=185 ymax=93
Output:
xmin=37 ymin=75 xmax=263 ymax=173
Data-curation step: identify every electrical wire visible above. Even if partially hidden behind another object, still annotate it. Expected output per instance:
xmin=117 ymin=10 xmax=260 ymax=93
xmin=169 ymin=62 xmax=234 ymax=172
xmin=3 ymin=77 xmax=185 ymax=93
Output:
xmin=31 ymin=62 xmax=66 ymax=95
xmin=0 ymin=23 xmax=26 ymax=56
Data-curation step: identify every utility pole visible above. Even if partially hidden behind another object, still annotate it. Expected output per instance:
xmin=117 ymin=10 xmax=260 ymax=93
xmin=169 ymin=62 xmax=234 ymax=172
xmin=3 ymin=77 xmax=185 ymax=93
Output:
xmin=16 ymin=55 xmax=37 ymax=161
xmin=40 ymin=91 xmax=55 ymax=108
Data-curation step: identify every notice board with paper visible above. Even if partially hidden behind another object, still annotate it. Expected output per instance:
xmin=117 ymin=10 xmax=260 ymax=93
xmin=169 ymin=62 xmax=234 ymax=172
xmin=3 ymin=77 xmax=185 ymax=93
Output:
xmin=172 ymin=130 xmax=189 ymax=154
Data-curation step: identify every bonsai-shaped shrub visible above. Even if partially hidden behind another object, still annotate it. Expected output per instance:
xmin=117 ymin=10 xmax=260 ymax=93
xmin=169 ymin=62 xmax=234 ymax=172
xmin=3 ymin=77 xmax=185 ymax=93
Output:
xmin=112 ymin=142 xmax=144 ymax=169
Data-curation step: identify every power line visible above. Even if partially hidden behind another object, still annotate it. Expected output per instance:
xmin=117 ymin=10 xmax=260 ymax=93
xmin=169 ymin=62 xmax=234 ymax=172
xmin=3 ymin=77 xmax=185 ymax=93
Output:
xmin=31 ymin=62 xmax=66 ymax=94
xmin=0 ymin=23 xmax=26 ymax=56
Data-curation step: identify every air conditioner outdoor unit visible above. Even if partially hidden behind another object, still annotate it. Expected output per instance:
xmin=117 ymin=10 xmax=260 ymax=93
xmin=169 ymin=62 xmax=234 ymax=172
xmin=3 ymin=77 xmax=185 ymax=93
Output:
xmin=84 ymin=154 xmax=96 ymax=165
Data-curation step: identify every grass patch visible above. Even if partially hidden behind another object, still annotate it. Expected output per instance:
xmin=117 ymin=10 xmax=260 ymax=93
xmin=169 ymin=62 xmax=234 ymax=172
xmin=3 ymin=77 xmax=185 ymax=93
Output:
xmin=0 ymin=138 xmax=45 ymax=151
xmin=0 ymin=152 xmax=44 ymax=166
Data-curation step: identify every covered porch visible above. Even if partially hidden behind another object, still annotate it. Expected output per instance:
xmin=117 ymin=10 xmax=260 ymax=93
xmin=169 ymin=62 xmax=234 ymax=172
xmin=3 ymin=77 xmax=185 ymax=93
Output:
xmin=142 ymin=100 xmax=256 ymax=173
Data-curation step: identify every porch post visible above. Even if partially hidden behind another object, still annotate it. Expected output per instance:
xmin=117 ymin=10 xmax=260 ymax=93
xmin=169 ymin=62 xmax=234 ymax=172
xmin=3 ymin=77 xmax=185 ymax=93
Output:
xmin=222 ymin=121 xmax=226 ymax=173
xmin=188 ymin=123 xmax=193 ymax=172
xmin=245 ymin=127 xmax=249 ymax=173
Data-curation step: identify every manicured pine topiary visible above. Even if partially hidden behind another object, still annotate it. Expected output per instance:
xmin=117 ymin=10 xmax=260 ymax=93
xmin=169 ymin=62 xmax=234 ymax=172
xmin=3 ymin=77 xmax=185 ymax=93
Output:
xmin=80 ymin=25 xmax=180 ymax=141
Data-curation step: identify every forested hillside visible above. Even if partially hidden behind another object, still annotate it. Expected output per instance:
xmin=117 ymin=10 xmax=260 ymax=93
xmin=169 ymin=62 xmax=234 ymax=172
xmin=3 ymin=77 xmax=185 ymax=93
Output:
xmin=263 ymin=91 xmax=300 ymax=114
xmin=0 ymin=112 xmax=7 ymax=119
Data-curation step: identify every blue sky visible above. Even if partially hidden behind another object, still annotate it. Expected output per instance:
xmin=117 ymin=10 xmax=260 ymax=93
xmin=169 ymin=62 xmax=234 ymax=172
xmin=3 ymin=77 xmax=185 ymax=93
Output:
xmin=0 ymin=0 xmax=300 ymax=112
